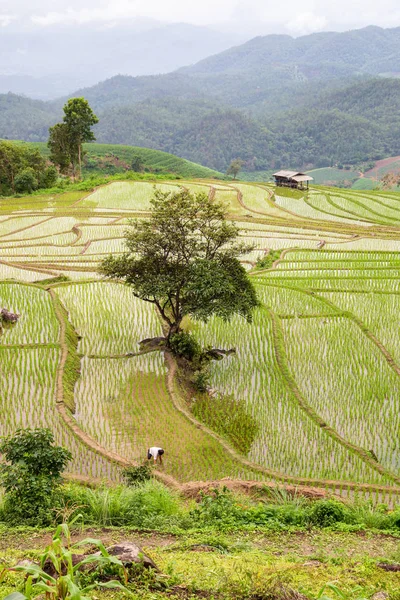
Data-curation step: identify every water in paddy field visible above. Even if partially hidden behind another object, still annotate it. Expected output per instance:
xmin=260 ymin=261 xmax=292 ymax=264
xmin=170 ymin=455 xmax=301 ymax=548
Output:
xmin=0 ymin=182 xmax=400 ymax=501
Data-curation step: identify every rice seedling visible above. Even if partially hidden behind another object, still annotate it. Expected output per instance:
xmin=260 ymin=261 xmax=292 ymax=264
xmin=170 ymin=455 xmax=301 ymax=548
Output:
xmin=56 ymin=282 xmax=162 ymax=355
xmin=81 ymin=181 xmax=181 ymax=210
xmin=193 ymin=310 xmax=389 ymax=484
xmin=0 ymin=283 xmax=58 ymax=344
xmin=73 ymin=354 xmax=251 ymax=481
xmin=0 ymin=347 xmax=120 ymax=480
xmin=0 ymin=263 xmax=52 ymax=282
xmin=282 ymin=316 xmax=400 ymax=473
xmin=320 ymin=291 xmax=400 ymax=364
xmin=1 ymin=181 xmax=400 ymax=496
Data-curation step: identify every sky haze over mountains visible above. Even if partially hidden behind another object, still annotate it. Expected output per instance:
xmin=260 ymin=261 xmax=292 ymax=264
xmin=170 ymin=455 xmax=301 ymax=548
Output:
xmin=4 ymin=0 xmax=400 ymax=34
xmin=2 ymin=0 xmax=400 ymax=98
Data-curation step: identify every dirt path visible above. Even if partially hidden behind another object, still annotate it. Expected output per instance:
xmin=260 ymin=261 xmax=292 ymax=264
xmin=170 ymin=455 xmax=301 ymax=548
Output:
xmin=1 ymin=527 xmax=399 ymax=561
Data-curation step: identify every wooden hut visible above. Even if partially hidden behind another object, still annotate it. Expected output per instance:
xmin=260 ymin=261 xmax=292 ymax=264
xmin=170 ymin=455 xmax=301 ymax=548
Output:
xmin=273 ymin=170 xmax=313 ymax=190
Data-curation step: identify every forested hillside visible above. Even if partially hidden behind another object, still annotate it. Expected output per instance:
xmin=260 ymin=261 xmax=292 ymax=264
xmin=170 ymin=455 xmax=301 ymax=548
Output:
xmin=2 ymin=25 xmax=400 ymax=172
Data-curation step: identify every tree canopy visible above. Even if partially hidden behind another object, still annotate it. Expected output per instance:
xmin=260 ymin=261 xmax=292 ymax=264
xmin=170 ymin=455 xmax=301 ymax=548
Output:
xmin=100 ymin=188 xmax=259 ymax=341
xmin=0 ymin=141 xmax=56 ymax=195
xmin=48 ymin=97 xmax=98 ymax=179
xmin=227 ymin=159 xmax=244 ymax=179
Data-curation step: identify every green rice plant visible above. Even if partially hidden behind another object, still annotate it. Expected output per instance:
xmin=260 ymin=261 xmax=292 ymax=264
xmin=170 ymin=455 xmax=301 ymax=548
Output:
xmin=232 ymin=183 xmax=282 ymax=215
xmin=282 ymin=316 xmax=400 ymax=474
xmin=0 ymin=283 xmax=59 ymax=344
xmin=0 ymin=216 xmax=48 ymax=237
xmin=213 ymin=188 xmax=246 ymax=216
xmin=80 ymin=181 xmax=181 ymax=210
xmin=0 ymin=263 xmax=53 ymax=282
xmin=320 ymin=291 xmax=400 ymax=364
xmin=56 ymin=282 xmax=162 ymax=355
xmin=191 ymin=392 xmax=259 ymax=454
xmin=275 ymin=192 xmax=358 ymax=224
xmin=194 ymin=310 xmax=389 ymax=484
xmin=0 ymin=347 xmax=121 ymax=481
xmin=255 ymin=284 xmax=339 ymax=317
xmin=326 ymin=238 xmax=400 ymax=251
xmin=0 ymin=217 xmax=81 ymax=242
xmin=73 ymin=354 xmax=253 ymax=481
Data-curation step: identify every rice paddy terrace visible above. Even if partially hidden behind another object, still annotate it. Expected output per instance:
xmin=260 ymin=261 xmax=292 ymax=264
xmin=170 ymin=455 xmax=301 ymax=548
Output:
xmin=2 ymin=180 xmax=400 ymax=503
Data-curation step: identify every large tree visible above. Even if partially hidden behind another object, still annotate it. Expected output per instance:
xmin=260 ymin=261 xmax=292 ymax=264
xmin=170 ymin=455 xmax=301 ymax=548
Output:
xmin=100 ymin=188 xmax=259 ymax=342
xmin=48 ymin=97 xmax=98 ymax=179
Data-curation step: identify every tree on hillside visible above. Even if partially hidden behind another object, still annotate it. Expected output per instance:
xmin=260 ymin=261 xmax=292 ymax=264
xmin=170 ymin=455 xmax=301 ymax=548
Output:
xmin=48 ymin=122 xmax=72 ymax=176
xmin=131 ymin=154 xmax=144 ymax=172
xmin=0 ymin=141 xmax=54 ymax=195
xmin=226 ymin=159 xmax=244 ymax=180
xmin=48 ymin=97 xmax=98 ymax=180
xmin=100 ymin=189 xmax=259 ymax=343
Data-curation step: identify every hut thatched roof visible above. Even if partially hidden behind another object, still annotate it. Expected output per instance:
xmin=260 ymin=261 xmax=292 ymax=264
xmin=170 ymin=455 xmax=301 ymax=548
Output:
xmin=273 ymin=170 xmax=313 ymax=181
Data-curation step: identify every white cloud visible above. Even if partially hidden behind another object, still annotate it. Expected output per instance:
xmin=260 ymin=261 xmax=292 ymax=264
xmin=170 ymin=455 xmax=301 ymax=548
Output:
xmin=24 ymin=0 xmax=400 ymax=33
xmin=286 ymin=12 xmax=328 ymax=35
xmin=0 ymin=13 xmax=16 ymax=27
xmin=31 ymin=0 xmax=235 ymax=26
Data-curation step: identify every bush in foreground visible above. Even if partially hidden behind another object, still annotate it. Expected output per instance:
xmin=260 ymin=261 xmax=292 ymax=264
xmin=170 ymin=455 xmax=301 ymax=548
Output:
xmin=0 ymin=428 xmax=72 ymax=527
xmin=1 ymin=479 xmax=400 ymax=533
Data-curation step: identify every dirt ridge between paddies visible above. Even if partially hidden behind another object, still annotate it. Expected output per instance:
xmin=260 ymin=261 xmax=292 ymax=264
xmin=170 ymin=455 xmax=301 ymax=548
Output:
xmin=164 ymin=350 xmax=400 ymax=496
xmin=40 ymin=282 xmax=400 ymax=501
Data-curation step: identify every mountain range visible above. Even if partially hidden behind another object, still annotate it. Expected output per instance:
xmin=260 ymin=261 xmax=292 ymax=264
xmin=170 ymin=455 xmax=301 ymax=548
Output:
xmin=2 ymin=24 xmax=400 ymax=173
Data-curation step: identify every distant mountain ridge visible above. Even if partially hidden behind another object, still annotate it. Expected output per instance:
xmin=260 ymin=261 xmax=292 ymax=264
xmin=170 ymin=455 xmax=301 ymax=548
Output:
xmin=2 ymin=25 xmax=400 ymax=172
xmin=181 ymin=25 xmax=400 ymax=77
xmin=0 ymin=22 xmax=243 ymax=100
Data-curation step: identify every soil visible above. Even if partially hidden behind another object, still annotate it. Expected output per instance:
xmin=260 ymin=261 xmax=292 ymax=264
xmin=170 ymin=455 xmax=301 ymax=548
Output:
xmin=364 ymin=156 xmax=400 ymax=179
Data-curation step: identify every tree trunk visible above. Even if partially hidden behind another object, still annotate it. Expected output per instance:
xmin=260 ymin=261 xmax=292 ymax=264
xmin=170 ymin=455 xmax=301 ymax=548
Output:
xmin=167 ymin=321 xmax=182 ymax=344
xmin=78 ymin=144 xmax=82 ymax=180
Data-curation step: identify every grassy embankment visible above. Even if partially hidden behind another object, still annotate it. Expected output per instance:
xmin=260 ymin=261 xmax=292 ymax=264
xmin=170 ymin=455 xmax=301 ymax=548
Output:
xmin=12 ymin=140 xmax=224 ymax=180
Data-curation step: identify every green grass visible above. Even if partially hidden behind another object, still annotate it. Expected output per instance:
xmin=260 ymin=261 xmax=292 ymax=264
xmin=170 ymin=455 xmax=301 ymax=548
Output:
xmin=14 ymin=140 xmax=224 ymax=179
xmin=351 ymin=178 xmax=377 ymax=190
xmin=1 ymin=486 xmax=400 ymax=599
xmin=306 ymin=167 xmax=360 ymax=186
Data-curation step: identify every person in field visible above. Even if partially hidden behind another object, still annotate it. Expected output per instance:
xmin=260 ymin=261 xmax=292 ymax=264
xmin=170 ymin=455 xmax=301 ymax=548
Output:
xmin=147 ymin=446 xmax=164 ymax=464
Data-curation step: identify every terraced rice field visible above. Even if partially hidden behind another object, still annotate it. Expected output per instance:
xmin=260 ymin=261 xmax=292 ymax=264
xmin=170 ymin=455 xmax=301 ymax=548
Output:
xmin=2 ymin=180 xmax=400 ymax=501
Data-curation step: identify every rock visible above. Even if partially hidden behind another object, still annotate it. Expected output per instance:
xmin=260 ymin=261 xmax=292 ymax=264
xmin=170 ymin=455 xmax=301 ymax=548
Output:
xmin=17 ymin=559 xmax=37 ymax=568
xmin=0 ymin=308 xmax=20 ymax=323
xmin=106 ymin=542 xmax=158 ymax=570
xmin=190 ymin=544 xmax=219 ymax=553
xmin=42 ymin=554 xmax=86 ymax=577
xmin=377 ymin=562 xmax=400 ymax=572
xmin=302 ymin=560 xmax=322 ymax=567
xmin=372 ymin=593 xmax=389 ymax=600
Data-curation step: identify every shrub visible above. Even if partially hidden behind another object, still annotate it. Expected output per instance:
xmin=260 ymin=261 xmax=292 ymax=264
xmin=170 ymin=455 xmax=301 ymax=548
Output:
xmin=192 ymin=368 xmax=210 ymax=392
xmin=169 ymin=331 xmax=202 ymax=362
xmin=0 ymin=428 xmax=72 ymax=526
xmin=14 ymin=167 xmax=38 ymax=193
xmin=191 ymin=487 xmax=243 ymax=526
xmin=122 ymin=463 xmax=153 ymax=486
xmin=41 ymin=165 xmax=58 ymax=188
xmin=310 ymin=499 xmax=348 ymax=527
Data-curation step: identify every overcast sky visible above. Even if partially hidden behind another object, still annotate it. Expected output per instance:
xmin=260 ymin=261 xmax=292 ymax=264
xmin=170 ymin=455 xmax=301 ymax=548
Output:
xmin=1 ymin=0 xmax=400 ymax=36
